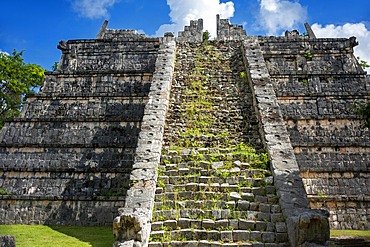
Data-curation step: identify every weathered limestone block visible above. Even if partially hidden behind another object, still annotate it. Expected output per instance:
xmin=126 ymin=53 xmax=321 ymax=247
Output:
xmin=114 ymin=38 xmax=176 ymax=246
xmin=102 ymin=29 xmax=147 ymax=41
xmin=58 ymin=37 xmax=160 ymax=73
xmin=216 ymin=14 xmax=246 ymax=40
xmin=0 ymin=121 xmax=141 ymax=147
xmin=287 ymin=210 xmax=330 ymax=247
xmin=0 ymin=147 xmax=136 ymax=171
xmin=0 ymin=236 xmax=15 ymax=247
xmin=273 ymin=76 xmax=368 ymax=98
xmin=113 ymin=209 xmax=150 ymax=247
xmin=243 ymin=36 xmax=330 ymax=246
xmin=41 ymin=74 xmax=152 ymax=96
xmin=177 ymin=19 xmax=203 ymax=43
xmin=261 ymin=37 xmax=364 ymax=76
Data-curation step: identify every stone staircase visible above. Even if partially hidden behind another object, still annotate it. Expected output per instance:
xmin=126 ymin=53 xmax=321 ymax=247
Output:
xmin=149 ymin=147 xmax=288 ymax=246
xmin=148 ymin=41 xmax=289 ymax=246
xmin=329 ymin=238 xmax=370 ymax=247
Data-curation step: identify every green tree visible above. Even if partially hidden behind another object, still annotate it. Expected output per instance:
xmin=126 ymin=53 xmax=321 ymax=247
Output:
xmin=357 ymin=57 xmax=370 ymax=69
xmin=355 ymin=94 xmax=370 ymax=129
xmin=202 ymin=30 xmax=210 ymax=43
xmin=0 ymin=50 xmax=45 ymax=128
xmin=51 ymin=62 xmax=59 ymax=72
xmin=354 ymin=58 xmax=370 ymax=128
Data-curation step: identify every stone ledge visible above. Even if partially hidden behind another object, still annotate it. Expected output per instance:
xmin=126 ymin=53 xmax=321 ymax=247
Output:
xmin=113 ymin=39 xmax=176 ymax=247
xmin=0 ymin=195 xmax=127 ymax=201
xmin=308 ymin=195 xmax=370 ymax=202
xmin=243 ymin=37 xmax=330 ymax=247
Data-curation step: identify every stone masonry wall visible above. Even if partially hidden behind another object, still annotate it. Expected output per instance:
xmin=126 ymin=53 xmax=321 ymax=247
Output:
xmin=242 ymin=37 xmax=329 ymax=246
xmin=113 ymin=37 xmax=176 ymax=247
xmin=0 ymin=29 xmax=161 ymax=226
xmin=259 ymin=35 xmax=370 ymax=230
xmin=217 ymin=15 xmax=246 ymax=41
xmin=178 ymin=19 xmax=204 ymax=43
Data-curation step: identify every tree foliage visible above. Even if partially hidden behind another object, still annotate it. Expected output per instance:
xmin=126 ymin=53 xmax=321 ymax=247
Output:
xmin=0 ymin=50 xmax=44 ymax=127
xmin=354 ymin=58 xmax=370 ymax=128
xmin=355 ymin=95 xmax=370 ymax=129
xmin=202 ymin=30 xmax=210 ymax=43
xmin=357 ymin=57 xmax=370 ymax=70
xmin=51 ymin=62 xmax=59 ymax=72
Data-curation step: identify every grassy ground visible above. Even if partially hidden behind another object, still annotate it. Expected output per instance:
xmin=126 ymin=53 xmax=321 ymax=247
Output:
xmin=0 ymin=225 xmax=113 ymax=247
xmin=1 ymin=225 xmax=369 ymax=246
xmin=331 ymin=229 xmax=370 ymax=239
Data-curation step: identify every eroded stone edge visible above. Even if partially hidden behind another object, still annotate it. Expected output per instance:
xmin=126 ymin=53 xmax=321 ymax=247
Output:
xmin=242 ymin=37 xmax=330 ymax=247
xmin=113 ymin=37 xmax=176 ymax=247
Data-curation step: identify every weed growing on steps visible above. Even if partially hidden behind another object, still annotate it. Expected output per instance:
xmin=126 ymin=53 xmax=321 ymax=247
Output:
xmin=151 ymin=42 xmax=273 ymax=244
xmin=0 ymin=188 xmax=11 ymax=195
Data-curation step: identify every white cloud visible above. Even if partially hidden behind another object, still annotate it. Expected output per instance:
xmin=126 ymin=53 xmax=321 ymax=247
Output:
xmin=0 ymin=50 xmax=9 ymax=56
xmin=155 ymin=0 xmax=235 ymax=38
xmin=312 ymin=23 xmax=370 ymax=73
xmin=72 ymin=0 xmax=119 ymax=19
xmin=258 ymin=0 xmax=307 ymax=35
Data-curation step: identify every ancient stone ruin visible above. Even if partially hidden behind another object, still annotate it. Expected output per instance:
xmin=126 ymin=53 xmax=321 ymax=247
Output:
xmin=0 ymin=17 xmax=368 ymax=247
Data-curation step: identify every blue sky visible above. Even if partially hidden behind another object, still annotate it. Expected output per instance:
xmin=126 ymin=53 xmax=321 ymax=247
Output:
xmin=1 ymin=0 xmax=369 ymax=71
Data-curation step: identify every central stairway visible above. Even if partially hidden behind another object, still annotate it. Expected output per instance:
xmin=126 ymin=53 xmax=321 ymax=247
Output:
xmin=148 ymin=41 xmax=289 ymax=246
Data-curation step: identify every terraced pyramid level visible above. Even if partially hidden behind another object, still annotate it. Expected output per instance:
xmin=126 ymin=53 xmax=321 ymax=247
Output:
xmin=148 ymin=42 xmax=289 ymax=246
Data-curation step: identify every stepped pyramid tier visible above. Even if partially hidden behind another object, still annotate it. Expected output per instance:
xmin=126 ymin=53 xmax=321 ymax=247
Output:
xmin=1 ymin=17 xmax=369 ymax=247
xmin=0 ymin=22 xmax=163 ymax=226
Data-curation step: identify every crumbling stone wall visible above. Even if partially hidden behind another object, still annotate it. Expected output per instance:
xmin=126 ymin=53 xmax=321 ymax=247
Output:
xmin=0 ymin=26 xmax=161 ymax=226
xmin=113 ymin=37 xmax=176 ymax=247
xmin=258 ymin=35 xmax=370 ymax=230
xmin=177 ymin=19 xmax=204 ymax=43
xmin=242 ymin=36 xmax=329 ymax=247
xmin=0 ymin=236 xmax=15 ymax=247
xmin=216 ymin=14 xmax=246 ymax=41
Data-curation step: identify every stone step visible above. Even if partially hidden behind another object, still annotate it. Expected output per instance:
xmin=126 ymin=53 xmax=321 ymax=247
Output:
xmin=329 ymin=238 xmax=370 ymax=247
xmin=155 ymin=188 xmax=278 ymax=202
xmin=158 ymin=183 xmax=244 ymax=193
xmin=151 ymin=218 xmax=283 ymax=232
xmin=157 ymin=175 xmax=274 ymax=189
xmin=152 ymin=209 xmax=285 ymax=223
xmin=149 ymin=241 xmax=290 ymax=247
xmin=161 ymin=145 xmax=262 ymax=154
xmin=155 ymin=192 xmax=227 ymax=203
xmin=154 ymin=200 xmax=228 ymax=211
xmin=161 ymin=162 xmax=269 ymax=177
xmin=155 ymin=186 xmax=277 ymax=199
xmin=160 ymin=168 xmax=270 ymax=179
xmin=157 ymin=181 xmax=275 ymax=193
xmin=159 ymin=164 xmax=270 ymax=176
xmin=149 ymin=228 xmax=288 ymax=244
xmin=154 ymin=199 xmax=281 ymax=213
xmin=161 ymin=152 xmax=267 ymax=165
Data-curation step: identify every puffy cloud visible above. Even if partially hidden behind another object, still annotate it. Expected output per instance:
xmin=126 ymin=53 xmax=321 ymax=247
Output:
xmin=0 ymin=50 xmax=9 ymax=56
xmin=312 ymin=23 xmax=370 ymax=73
xmin=72 ymin=0 xmax=119 ymax=19
xmin=258 ymin=0 xmax=307 ymax=35
xmin=155 ymin=0 xmax=235 ymax=38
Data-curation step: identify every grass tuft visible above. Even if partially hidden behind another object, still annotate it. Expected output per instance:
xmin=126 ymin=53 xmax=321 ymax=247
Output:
xmin=0 ymin=225 xmax=113 ymax=247
xmin=331 ymin=230 xmax=370 ymax=239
